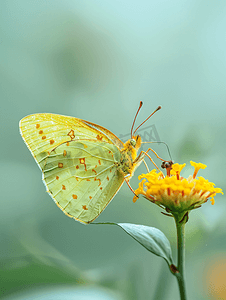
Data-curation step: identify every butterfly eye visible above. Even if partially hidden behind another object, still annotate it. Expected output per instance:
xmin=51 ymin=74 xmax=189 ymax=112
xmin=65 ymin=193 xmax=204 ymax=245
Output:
xmin=130 ymin=139 xmax=136 ymax=147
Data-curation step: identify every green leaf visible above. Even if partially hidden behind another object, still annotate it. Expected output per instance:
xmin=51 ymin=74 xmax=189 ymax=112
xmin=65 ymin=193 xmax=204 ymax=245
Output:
xmin=95 ymin=223 xmax=173 ymax=266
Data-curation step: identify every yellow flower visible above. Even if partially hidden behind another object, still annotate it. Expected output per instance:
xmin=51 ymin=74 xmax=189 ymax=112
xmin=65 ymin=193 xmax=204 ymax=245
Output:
xmin=134 ymin=161 xmax=223 ymax=220
xmin=170 ymin=163 xmax=186 ymax=178
xmin=190 ymin=161 xmax=207 ymax=179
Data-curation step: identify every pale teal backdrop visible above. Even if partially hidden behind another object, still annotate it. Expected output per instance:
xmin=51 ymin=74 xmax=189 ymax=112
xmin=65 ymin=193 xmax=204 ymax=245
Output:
xmin=1 ymin=1 xmax=226 ymax=299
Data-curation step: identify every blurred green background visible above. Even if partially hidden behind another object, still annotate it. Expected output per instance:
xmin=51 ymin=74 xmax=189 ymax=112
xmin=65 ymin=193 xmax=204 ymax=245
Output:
xmin=1 ymin=0 xmax=226 ymax=299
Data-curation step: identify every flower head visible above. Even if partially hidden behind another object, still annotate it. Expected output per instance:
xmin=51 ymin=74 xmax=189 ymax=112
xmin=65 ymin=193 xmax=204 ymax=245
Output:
xmin=134 ymin=161 xmax=223 ymax=221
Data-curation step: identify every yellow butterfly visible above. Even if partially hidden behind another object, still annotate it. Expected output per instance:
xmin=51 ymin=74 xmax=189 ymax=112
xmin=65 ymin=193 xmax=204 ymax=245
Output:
xmin=19 ymin=103 xmax=161 ymax=224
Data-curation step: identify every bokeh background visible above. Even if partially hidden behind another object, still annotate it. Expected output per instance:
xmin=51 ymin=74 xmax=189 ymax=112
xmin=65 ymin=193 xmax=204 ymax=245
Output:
xmin=1 ymin=0 xmax=226 ymax=299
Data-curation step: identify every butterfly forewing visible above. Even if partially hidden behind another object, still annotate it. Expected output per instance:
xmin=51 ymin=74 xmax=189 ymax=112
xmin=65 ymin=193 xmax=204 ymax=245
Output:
xmin=42 ymin=140 xmax=124 ymax=223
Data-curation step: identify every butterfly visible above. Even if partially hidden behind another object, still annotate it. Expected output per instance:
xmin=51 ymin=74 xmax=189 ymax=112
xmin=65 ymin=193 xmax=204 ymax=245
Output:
xmin=19 ymin=102 xmax=161 ymax=224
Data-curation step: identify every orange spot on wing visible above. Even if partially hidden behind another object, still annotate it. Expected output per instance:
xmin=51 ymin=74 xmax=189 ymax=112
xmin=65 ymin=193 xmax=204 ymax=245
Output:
xmin=98 ymin=160 xmax=101 ymax=165
xmin=68 ymin=129 xmax=75 ymax=140
xmin=110 ymin=169 xmax=112 ymax=172
xmin=72 ymin=194 xmax=77 ymax=199
xmin=39 ymin=130 xmax=43 ymax=134
xmin=36 ymin=124 xmax=40 ymax=129
xmin=63 ymin=150 xmax=67 ymax=156
xmin=96 ymin=134 xmax=103 ymax=141
xmin=58 ymin=163 xmax=63 ymax=168
xmin=84 ymin=144 xmax=88 ymax=148
xmin=75 ymin=177 xmax=79 ymax=181
xmin=92 ymin=169 xmax=97 ymax=174
xmin=108 ymin=150 xmax=113 ymax=158
xmin=83 ymin=205 xmax=88 ymax=210
xmin=107 ymin=176 xmax=109 ymax=181
xmin=50 ymin=139 xmax=54 ymax=145
xmin=87 ymin=179 xmax=90 ymax=181
xmin=62 ymin=185 xmax=66 ymax=190
xmin=89 ymin=196 xmax=92 ymax=200
xmin=66 ymin=142 xmax=70 ymax=146
xmin=100 ymin=187 xmax=103 ymax=190
xmin=76 ymin=165 xmax=79 ymax=169
xmin=56 ymin=176 xmax=59 ymax=180
xmin=95 ymin=165 xmax=97 ymax=168
xmin=94 ymin=177 xmax=101 ymax=186
xmin=79 ymin=158 xmax=87 ymax=171
xmin=42 ymin=136 xmax=46 ymax=140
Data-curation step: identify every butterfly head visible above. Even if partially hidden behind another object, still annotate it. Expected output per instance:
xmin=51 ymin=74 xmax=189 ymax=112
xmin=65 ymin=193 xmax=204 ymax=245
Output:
xmin=130 ymin=135 xmax=142 ymax=151
xmin=123 ymin=135 xmax=142 ymax=161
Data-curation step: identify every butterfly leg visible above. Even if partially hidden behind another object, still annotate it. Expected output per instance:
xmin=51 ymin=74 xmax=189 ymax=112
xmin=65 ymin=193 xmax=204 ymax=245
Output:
xmin=142 ymin=159 xmax=150 ymax=173
xmin=138 ymin=148 xmax=172 ymax=171
xmin=124 ymin=178 xmax=138 ymax=197
xmin=140 ymin=151 xmax=160 ymax=171
xmin=143 ymin=147 xmax=171 ymax=162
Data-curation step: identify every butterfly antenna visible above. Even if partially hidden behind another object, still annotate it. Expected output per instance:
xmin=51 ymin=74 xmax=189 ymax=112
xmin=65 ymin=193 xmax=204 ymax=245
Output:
xmin=133 ymin=105 xmax=161 ymax=136
xmin=141 ymin=141 xmax=173 ymax=161
xmin=131 ymin=101 xmax=143 ymax=138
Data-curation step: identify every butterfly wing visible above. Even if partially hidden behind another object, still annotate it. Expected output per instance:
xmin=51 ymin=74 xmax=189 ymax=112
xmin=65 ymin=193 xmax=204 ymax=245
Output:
xmin=19 ymin=113 xmax=125 ymax=223
xmin=42 ymin=140 xmax=124 ymax=223
xmin=19 ymin=113 xmax=124 ymax=169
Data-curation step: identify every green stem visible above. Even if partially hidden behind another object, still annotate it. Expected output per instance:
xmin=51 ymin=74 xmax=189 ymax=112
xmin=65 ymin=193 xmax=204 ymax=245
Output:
xmin=175 ymin=219 xmax=187 ymax=300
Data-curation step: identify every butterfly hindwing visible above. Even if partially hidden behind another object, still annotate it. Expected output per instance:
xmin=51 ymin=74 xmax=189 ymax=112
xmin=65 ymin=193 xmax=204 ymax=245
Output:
xmin=42 ymin=140 xmax=124 ymax=223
